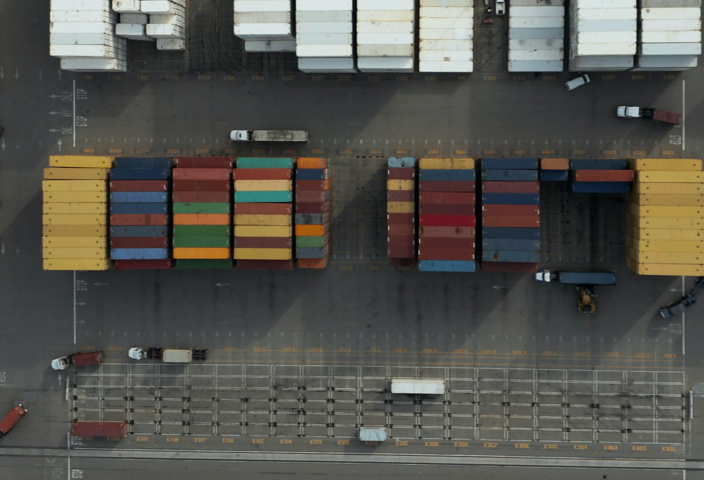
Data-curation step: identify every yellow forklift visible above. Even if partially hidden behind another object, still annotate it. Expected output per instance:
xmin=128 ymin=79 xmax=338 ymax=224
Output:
xmin=577 ymin=286 xmax=598 ymax=314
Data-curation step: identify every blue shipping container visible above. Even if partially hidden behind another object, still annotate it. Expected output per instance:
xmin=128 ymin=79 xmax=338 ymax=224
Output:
xmin=110 ymin=226 xmax=168 ymax=237
xmin=114 ymin=157 xmax=172 ymax=169
xmin=419 ymin=169 xmax=475 ymax=181
xmin=540 ymin=170 xmax=569 ymax=181
xmin=111 ymin=248 xmax=169 ymax=260
xmin=110 ymin=192 xmax=169 ymax=203
xmin=571 ymin=182 xmax=630 ymax=194
xmin=418 ymin=260 xmax=476 ymax=272
xmin=481 ymin=170 xmax=539 ymax=182
xmin=295 ymin=213 xmax=327 ymax=225
xmin=388 ymin=157 xmax=416 ymax=168
xmin=483 ymin=228 xmax=540 ymax=240
xmin=482 ymin=158 xmax=538 ymax=170
xmin=110 ymin=203 xmax=168 ymax=215
xmin=482 ymin=194 xmax=540 ymax=205
xmin=558 ymin=271 xmax=616 ymax=285
xmin=110 ymin=168 xmax=171 ymax=180
xmin=569 ymin=159 xmax=627 ymax=170
xmin=296 ymin=169 xmax=329 ymax=180
xmin=296 ymin=247 xmax=327 ymax=259
xmin=483 ymin=239 xmax=540 ymax=252
xmin=482 ymin=250 xmax=540 ymax=263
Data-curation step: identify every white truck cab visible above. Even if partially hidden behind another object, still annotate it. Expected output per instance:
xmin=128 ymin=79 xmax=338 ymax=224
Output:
xmin=230 ymin=130 xmax=253 ymax=141
xmin=535 ymin=270 xmax=557 ymax=283
xmin=51 ymin=357 xmax=70 ymax=371
xmin=496 ymin=0 xmax=505 ymax=15
xmin=617 ymin=106 xmax=642 ymax=118
xmin=128 ymin=347 xmax=147 ymax=360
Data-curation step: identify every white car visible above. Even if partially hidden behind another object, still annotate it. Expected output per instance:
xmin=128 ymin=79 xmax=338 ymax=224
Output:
xmin=565 ymin=74 xmax=590 ymax=91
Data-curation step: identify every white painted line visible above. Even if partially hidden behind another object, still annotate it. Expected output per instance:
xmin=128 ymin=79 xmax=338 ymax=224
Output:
xmin=72 ymin=80 xmax=76 ymax=148
xmin=682 ymin=276 xmax=685 ymax=356
xmin=66 ymin=432 xmax=71 ymax=480
xmin=73 ymin=270 xmax=77 ymax=345
xmin=682 ymin=80 xmax=686 ymax=151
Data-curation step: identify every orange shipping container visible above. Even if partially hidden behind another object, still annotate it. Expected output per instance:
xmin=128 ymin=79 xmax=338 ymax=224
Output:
xmin=173 ymin=214 xmax=230 ymax=225
xmin=297 ymin=158 xmax=328 ymax=169
xmin=298 ymin=258 xmax=328 ymax=269
xmin=295 ymin=225 xmax=327 ymax=236
xmin=173 ymin=248 xmax=231 ymax=259
xmin=540 ymin=158 xmax=569 ymax=170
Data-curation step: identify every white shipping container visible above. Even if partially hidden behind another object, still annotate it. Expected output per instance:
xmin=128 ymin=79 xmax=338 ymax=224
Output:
xmin=357 ymin=44 xmax=413 ymax=56
xmin=296 ymin=44 xmax=353 ymax=56
xmin=112 ymin=0 xmax=141 ymax=13
xmin=568 ymin=55 xmax=633 ymax=69
xmin=509 ymin=49 xmax=564 ymax=61
xmin=641 ymin=8 xmax=701 ymax=21
xmin=641 ymin=31 xmax=701 ymax=43
xmin=420 ymin=39 xmax=472 ymax=50
xmin=235 ymin=12 xmax=290 ymax=23
xmin=50 ymin=32 xmax=118 ymax=45
xmin=420 ymin=0 xmax=472 ymax=6
xmin=116 ymin=23 xmax=152 ymax=40
xmin=421 ymin=7 xmax=473 ymax=18
xmin=420 ymin=28 xmax=472 ymax=40
xmin=357 ymin=0 xmax=414 ymax=10
xmin=635 ymin=55 xmax=698 ymax=69
xmin=570 ymin=43 xmax=636 ymax=56
xmin=60 ymin=58 xmax=127 ymax=72
xmin=390 ymin=379 xmax=445 ymax=395
xmin=419 ymin=61 xmax=473 ymax=72
xmin=639 ymin=43 xmax=702 ymax=56
xmin=297 ymin=0 xmax=352 ymax=10
xmin=50 ymin=22 xmax=113 ymax=34
xmin=52 ymin=0 xmax=111 ymax=10
xmin=509 ymin=39 xmax=564 ymax=50
xmin=156 ymin=38 xmax=186 ymax=50
xmin=296 ymin=33 xmax=353 ymax=45
xmin=150 ymin=14 xmax=186 ymax=26
xmin=51 ymin=11 xmax=115 ymax=22
xmin=235 ymin=23 xmax=291 ymax=35
xmin=642 ymin=19 xmax=701 ymax=31
xmin=509 ymin=6 xmax=564 ymax=17
xmin=296 ymin=22 xmax=352 ymax=34
xmin=357 ymin=22 xmax=414 ymax=34
xmin=509 ymin=60 xmax=563 ymax=72
xmin=510 ymin=28 xmax=563 ymax=40
xmin=357 ymin=33 xmax=414 ymax=45
xmin=244 ymin=39 xmax=296 ymax=52
xmin=420 ymin=18 xmax=473 ymax=29
xmin=419 ymin=49 xmax=472 ymax=61
xmin=357 ymin=56 xmax=414 ymax=71
xmin=297 ymin=11 xmax=352 ymax=22
xmin=120 ymin=13 xmax=148 ymax=24
xmin=146 ymin=24 xmax=185 ymax=38
xmin=234 ymin=1 xmax=291 ymax=13
xmin=357 ymin=11 xmax=414 ymax=22
xmin=570 ymin=8 xmax=636 ymax=21
xmin=510 ymin=17 xmax=564 ymax=29
xmin=572 ymin=31 xmax=636 ymax=44
xmin=140 ymin=1 xmax=185 ymax=14
xmin=576 ymin=19 xmax=637 ymax=32
xmin=50 ymin=44 xmax=125 ymax=58
xmin=569 ymin=0 xmax=635 ymax=11
xmin=298 ymin=57 xmax=356 ymax=72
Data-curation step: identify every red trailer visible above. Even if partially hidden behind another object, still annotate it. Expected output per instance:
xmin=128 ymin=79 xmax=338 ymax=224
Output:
xmin=0 ymin=405 xmax=28 ymax=436
xmin=71 ymin=421 xmax=129 ymax=438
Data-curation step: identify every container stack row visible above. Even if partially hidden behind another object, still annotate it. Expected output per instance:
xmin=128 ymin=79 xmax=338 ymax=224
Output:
xmin=387 ymin=157 xmax=416 ymax=267
xmin=137 ymin=0 xmax=187 ymax=51
xmin=357 ymin=0 xmax=415 ymax=72
xmin=234 ymin=158 xmax=295 ymax=270
xmin=296 ymin=158 xmax=331 ymax=269
xmin=539 ymin=158 xmax=570 ymax=181
xmin=508 ymin=0 xmax=565 ymax=73
xmin=296 ymin=0 xmax=356 ymax=73
xmin=43 ymin=156 xmax=114 ymax=271
xmin=234 ymin=0 xmax=296 ymax=53
xmin=109 ymin=158 xmax=172 ymax=269
xmin=172 ymin=157 xmax=234 ymax=269
xmin=570 ymin=159 xmax=634 ymax=194
xmin=419 ymin=0 xmax=474 ymax=73
xmin=418 ymin=158 xmax=476 ymax=272
xmin=481 ymin=158 xmax=540 ymax=273
xmin=626 ymin=158 xmax=704 ymax=276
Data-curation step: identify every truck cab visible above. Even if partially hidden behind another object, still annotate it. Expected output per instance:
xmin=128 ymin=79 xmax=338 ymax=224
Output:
xmin=0 ymin=404 xmax=28 ymax=436
xmin=496 ymin=0 xmax=505 ymax=15
xmin=230 ymin=130 xmax=253 ymax=142
xmin=617 ymin=106 xmax=642 ymax=118
xmin=535 ymin=270 xmax=557 ymax=282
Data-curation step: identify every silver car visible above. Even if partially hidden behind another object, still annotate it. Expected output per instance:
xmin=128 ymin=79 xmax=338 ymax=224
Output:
xmin=565 ymin=74 xmax=591 ymax=91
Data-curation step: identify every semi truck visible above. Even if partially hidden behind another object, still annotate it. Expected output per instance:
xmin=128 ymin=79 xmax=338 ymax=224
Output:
xmin=617 ymin=106 xmax=682 ymax=125
xmin=71 ymin=421 xmax=129 ymax=438
xmin=51 ymin=351 xmax=104 ymax=371
xmin=0 ymin=404 xmax=27 ymax=437
xmin=128 ymin=347 xmax=207 ymax=363
xmin=230 ymin=130 xmax=308 ymax=142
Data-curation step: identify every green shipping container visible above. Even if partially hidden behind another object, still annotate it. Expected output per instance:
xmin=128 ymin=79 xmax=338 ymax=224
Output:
xmin=173 ymin=236 xmax=231 ymax=248
xmin=176 ymin=259 xmax=234 ymax=269
xmin=234 ymin=191 xmax=293 ymax=203
xmin=296 ymin=236 xmax=327 ymax=248
xmin=173 ymin=225 xmax=231 ymax=236
xmin=173 ymin=202 xmax=231 ymax=214
xmin=237 ymin=158 xmax=295 ymax=169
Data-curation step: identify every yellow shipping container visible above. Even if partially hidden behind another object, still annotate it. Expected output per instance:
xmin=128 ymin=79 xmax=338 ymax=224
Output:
xmin=629 ymin=262 xmax=704 ymax=276
xmin=635 ymin=194 xmax=704 ymax=206
xmin=42 ymin=237 xmax=108 ymax=248
xmin=43 ymin=191 xmax=108 ymax=203
xmin=43 ymin=167 xmax=110 ymax=180
xmin=631 ymin=239 xmax=703 ymax=253
xmin=43 ymin=248 xmax=108 ymax=259
xmin=233 ymin=248 xmax=292 ymax=260
xmin=43 ymin=225 xmax=108 ymax=237
xmin=635 ymin=183 xmax=704 ymax=195
xmin=632 ymin=159 xmax=702 ymax=171
xmin=387 ymin=202 xmax=415 ymax=213
xmin=637 ymin=171 xmax=704 ymax=183
xmin=233 ymin=214 xmax=292 ymax=226
xmin=42 ymin=203 xmax=107 ymax=214
xmin=233 ymin=180 xmax=292 ymax=191
xmin=419 ymin=158 xmax=475 ymax=169
xmin=234 ymin=226 xmax=292 ymax=237
xmin=42 ymin=215 xmax=108 ymax=226
xmin=387 ymin=180 xmax=414 ymax=191
xmin=43 ymin=259 xmax=113 ymax=271
xmin=628 ymin=249 xmax=704 ymax=264
xmin=628 ymin=228 xmax=703 ymax=241
xmin=173 ymin=248 xmax=230 ymax=259
xmin=42 ymin=180 xmax=106 ymax=192
xmin=628 ymin=215 xmax=703 ymax=230
xmin=630 ymin=204 xmax=704 ymax=217
xmin=49 ymin=155 xmax=114 ymax=168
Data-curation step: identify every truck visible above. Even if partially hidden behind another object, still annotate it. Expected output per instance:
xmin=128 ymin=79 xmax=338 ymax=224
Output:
xmin=617 ymin=106 xmax=682 ymax=125
xmin=660 ymin=276 xmax=704 ymax=318
xmin=229 ymin=130 xmax=308 ymax=142
xmin=128 ymin=347 xmax=207 ymax=363
xmin=390 ymin=378 xmax=445 ymax=395
xmin=71 ymin=421 xmax=129 ymax=438
xmin=536 ymin=271 xmax=616 ymax=314
xmin=51 ymin=351 xmax=104 ymax=371
xmin=0 ymin=404 xmax=28 ymax=437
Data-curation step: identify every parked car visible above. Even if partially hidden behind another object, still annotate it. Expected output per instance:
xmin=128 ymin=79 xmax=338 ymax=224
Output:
xmin=565 ymin=74 xmax=590 ymax=91
xmin=659 ymin=277 xmax=704 ymax=318
xmin=0 ymin=404 xmax=28 ymax=437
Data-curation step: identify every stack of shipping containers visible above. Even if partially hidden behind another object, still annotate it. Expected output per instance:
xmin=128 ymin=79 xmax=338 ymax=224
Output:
xmin=570 ymin=159 xmax=634 ymax=193
xmin=109 ymin=158 xmax=172 ymax=269
xmin=234 ymin=158 xmax=295 ymax=270
xmin=43 ymin=156 xmax=113 ymax=271
xmin=172 ymin=157 xmax=234 ymax=269
xmin=508 ymin=0 xmax=565 ymax=73
xmin=295 ymin=158 xmax=331 ymax=269
xmin=115 ymin=13 xmax=152 ymax=42
xmin=626 ymin=159 xmax=704 ymax=276
xmin=387 ymin=157 xmax=416 ymax=267
xmin=140 ymin=0 xmax=187 ymax=51
xmin=296 ymin=0 xmax=356 ymax=73
xmin=418 ymin=158 xmax=476 ymax=272
xmin=233 ymin=0 xmax=296 ymax=53
xmin=357 ymin=0 xmax=415 ymax=72
xmin=568 ymin=0 xmax=637 ymax=72
xmin=419 ymin=0 xmax=474 ymax=73
xmin=539 ymin=158 xmax=570 ymax=182
xmin=481 ymin=158 xmax=540 ymax=273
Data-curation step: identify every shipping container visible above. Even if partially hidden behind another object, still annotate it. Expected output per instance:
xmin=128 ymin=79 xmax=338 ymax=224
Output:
xmin=109 ymin=168 xmax=171 ymax=180
xmin=115 ymin=259 xmax=174 ymax=269
xmin=419 ymin=181 xmax=474 ymax=192
xmin=419 ymin=192 xmax=475 ymax=204
xmin=294 ymin=236 xmax=327 ymax=248
xmin=110 ymin=237 xmax=168 ymax=249
xmin=637 ymin=171 xmax=703 ymax=183
xmin=71 ymin=422 xmax=128 ymax=438
xmin=44 ymin=259 xmax=113 ymax=270
xmin=234 ymin=248 xmax=292 ymax=260
xmin=418 ymin=226 xmax=475 ymax=238
xmin=419 ymin=214 xmax=475 ymax=227
xmin=387 ymin=179 xmax=415 ymax=191
xmin=387 ymin=168 xmax=416 ymax=180
xmin=173 ymin=214 xmax=230 ymax=225
xmin=628 ymin=216 xmax=703 ymax=230
xmin=172 ymin=191 xmax=231 ymax=203
xmin=419 ymin=158 xmax=474 ymax=169
xmin=296 ymin=202 xmax=331 ymax=214
xmin=481 ymin=170 xmax=539 ymax=182
xmin=44 ymin=167 xmax=109 ymax=180
xmin=111 ymin=248 xmax=169 ymax=260
xmin=483 ymin=215 xmax=540 ymax=228
xmin=110 ymin=180 xmax=168 ymax=192
xmin=43 ymin=191 xmax=108 ymax=203
xmin=233 ymin=237 xmax=292 ymax=249
xmin=111 ymin=226 xmax=168 ymax=237
xmin=295 ymin=213 xmax=330 ymax=225
xmin=482 ymin=205 xmax=539 ymax=216
xmin=388 ymin=236 xmax=417 ymax=247
xmin=482 ymin=250 xmax=540 ymax=263
xmin=298 ymin=158 xmax=329 ymax=169
xmin=540 ymin=158 xmax=569 ymax=170
xmin=174 ymin=248 xmax=231 ymax=259
xmin=43 ymin=248 xmax=108 ymax=259
xmin=387 ymin=191 xmax=415 ymax=202
xmin=173 ymin=168 xmax=233 ymax=180
xmin=43 ymin=214 xmax=108 ymax=226
xmin=43 ymin=180 xmax=106 ymax=192
xmin=482 ymin=194 xmax=540 ymax=205
xmin=571 ymin=182 xmax=630 ymax=193
xmin=418 ymin=248 xmax=474 ymax=261
xmin=235 ymin=226 xmax=292 ymax=237
xmin=635 ymin=183 xmax=703 ymax=195
xmin=235 ymin=203 xmax=293 ymax=215
xmin=173 ymin=236 xmax=232 ymax=248
xmin=234 ymin=179 xmax=293 ymax=192
xmin=482 ymin=227 xmax=540 ymax=239
xmin=388 ymin=224 xmax=416 ymax=236
xmin=418 ymin=260 xmax=475 ymax=272
xmin=173 ymin=157 xmax=234 ymax=168
xmin=296 ymin=247 xmax=328 ymax=259
xmin=574 ymin=170 xmax=635 ymax=182
xmin=633 ymin=205 xmax=704 ymax=218
xmin=387 ymin=157 xmax=416 ymax=168
xmin=569 ymin=159 xmax=628 ymax=170
xmin=297 ymin=258 xmax=328 ymax=269
xmin=237 ymin=158 xmax=295 ymax=169
xmin=419 ymin=237 xmax=474 ymax=249
xmin=540 ymin=170 xmax=569 ymax=181
xmin=483 ymin=239 xmax=540 ymax=252
xmin=635 ymin=194 xmax=704 ymax=206
xmin=173 ymin=225 xmax=231 ymax=237
xmin=173 ymin=203 xmax=230 ymax=214
xmin=419 ymin=169 xmax=475 ymax=181
xmin=296 ymin=179 xmax=331 ymax=191
xmin=234 ymin=191 xmax=293 ymax=203
xmin=43 ymin=225 xmax=107 ymax=237
xmin=233 ymin=214 xmax=292 ymax=225
xmin=418 ymin=204 xmax=475 ymax=215
xmin=482 ymin=181 xmax=540 ymax=194
xmin=50 ymin=156 xmax=114 ymax=168
xmin=43 ymin=237 xmax=107 ymax=248
xmin=387 ymin=246 xmax=416 ymax=258
xmin=173 ymin=180 xmax=231 ymax=191
xmin=43 ymin=203 xmax=106 ymax=214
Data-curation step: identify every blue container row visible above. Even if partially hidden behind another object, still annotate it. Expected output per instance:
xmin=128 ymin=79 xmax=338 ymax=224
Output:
xmin=569 ymin=159 xmax=627 ymax=170
xmin=482 ymin=170 xmax=538 ymax=182
xmin=483 ymin=239 xmax=540 ymax=252
xmin=114 ymin=157 xmax=172 ymax=169
xmin=419 ymin=170 xmax=475 ymax=181
xmin=111 ymin=192 xmax=169 ymax=203
xmin=111 ymin=203 xmax=169 ymax=215
xmin=110 ymin=168 xmax=172 ymax=180
xmin=571 ymin=182 xmax=631 ymax=193
xmin=482 ymin=194 xmax=540 ymax=205
xmin=419 ymin=260 xmax=476 ymax=272
xmin=540 ymin=170 xmax=569 ymax=181
xmin=482 ymin=158 xmax=538 ymax=170
xmin=482 ymin=250 xmax=540 ymax=263
xmin=111 ymin=248 xmax=169 ymax=260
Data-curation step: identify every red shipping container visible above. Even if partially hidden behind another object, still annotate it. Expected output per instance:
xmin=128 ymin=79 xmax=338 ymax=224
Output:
xmin=419 ymin=237 xmax=474 ymax=249
xmin=419 ymin=204 xmax=475 ymax=215
xmin=419 ymin=226 xmax=475 ymax=238
xmin=233 ymin=169 xmax=292 ymax=180
xmin=234 ymin=237 xmax=293 ymax=248
xmin=419 ymin=192 xmax=475 ymax=204
xmin=387 ymin=213 xmax=415 ymax=224
xmin=387 ymin=168 xmax=416 ymax=180
xmin=110 ymin=180 xmax=168 ymax=192
xmin=388 ymin=258 xmax=416 ymax=267
xmin=234 ymin=203 xmax=292 ymax=215
xmin=388 ymin=224 xmax=415 ymax=236
xmin=296 ymin=180 xmax=331 ymax=191
xmin=173 ymin=180 xmax=230 ymax=191
xmin=296 ymin=191 xmax=331 ymax=203
xmin=110 ymin=214 xmax=168 ymax=226
xmin=483 ymin=215 xmax=540 ymax=228
xmin=419 ymin=181 xmax=475 ymax=193
xmin=237 ymin=260 xmax=294 ymax=270
xmin=387 ymin=235 xmax=416 ymax=247
xmin=482 ymin=181 xmax=540 ymax=194
xmin=387 ymin=191 xmax=415 ymax=202
xmin=481 ymin=262 xmax=539 ymax=273
xmin=419 ymin=248 xmax=475 ymax=261
xmin=482 ymin=205 xmax=540 ymax=216
xmin=172 ymin=191 xmax=231 ymax=203
xmin=388 ymin=245 xmax=416 ymax=258
xmin=172 ymin=168 xmax=231 ymax=180
xmin=173 ymin=157 xmax=234 ymax=168
xmin=419 ymin=215 xmax=476 ymax=227
xmin=115 ymin=259 xmax=173 ymax=270
xmin=111 ymin=237 xmax=168 ymax=249
xmin=296 ymin=202 xmax=330 ymax=214
xmin=574 ymin=170 xmax=635 ymax=182
xmin=71 ymin=422 xmax=128 ymax=438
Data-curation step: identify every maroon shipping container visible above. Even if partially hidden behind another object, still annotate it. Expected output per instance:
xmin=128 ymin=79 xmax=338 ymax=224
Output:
xmin=234 ymin=237 xmax=293 ymax=249
xmin=296 ymin=202 xmax=330 ymax=214
xmin=483 ymin=215 xmax=540 ymax=228
xmin=574 ymin=170 xmax=635 ymax=182
xmin=115 ymin=259 xmax=173 ymax=270
xmin=387 ymin=235 xmax=416 ymax=247
xmin=482 ymin=205 xmax=540 ymax=216
xmin=419 ymin=204 xmax=475 ymax=215
xmin=172 ymin=191 xmax=231 ymax=203
xmin=296 ymin=180 xmax=331 ymax=191
xmin=482 ymin=181 xmax=539 ymax=194
xmin=0 ymin=405 xmax=27 ymax=435
xmin=387 ymin=168 xmax=416 ymax=180
xmin=110 ymin=180 xmax=168 ymax=192
xmin=387 ymin=191 xmax=415 ymax=202
xmin=111 ymin=237 xmax=168 ymax=249
xmin=233 ymin=168 xmax=292 ymax=180
xmin=71 ymin=351 xmax=104 ymax=367
xmin=237 ymin=260 xmax=294 ymax=270
xmin=296 ymin=191 xmax=331 ymax=203
xmin=480 ymin=262 xmax=539 ymax=273
xmin=172 ymin=168 xmax=231 ymax=180
xmin=419 ymin=226 xmax=475 ymax=238
xmin=388 ymin=258 xmax=416 ymax=267
xmin=419 ymin=192 xmax=475 ymax=204
xmin=387 ymin=213 xmax=415 ymax=224
xmin=419 ymin=237 xmax=474 ymax=249
xmin=419 ymin=181 xmax=475 ymax=193
xmin=388 ymin=245 xmax=416 ymax=258
xmin=234 ymin=203 xmax=292 ymax=215
xmin=173 ymin=157 xmax=234 ymax=168
xmin=110 ymin=214 xmax=168 ymax=226
xmin=419 ymin=215 xmax=476 ymax=227
xmin=419 ymin=248 xmax=475 ymax=261
xmin=388 ymin=224 xmax=415 ymax=236
xmin=172 ymin=180 xmax=231 ymax=192
xmin=71 ymin=421 xmax=128 ymax=438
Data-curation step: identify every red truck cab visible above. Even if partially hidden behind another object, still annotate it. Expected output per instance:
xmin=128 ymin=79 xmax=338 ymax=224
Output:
xmin=0 ymin=404 xmax=28 ymax=436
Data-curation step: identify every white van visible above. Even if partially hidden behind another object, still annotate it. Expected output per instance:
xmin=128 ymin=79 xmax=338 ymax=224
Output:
xmin=565 ymin=74 xmax=590 ymax=91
